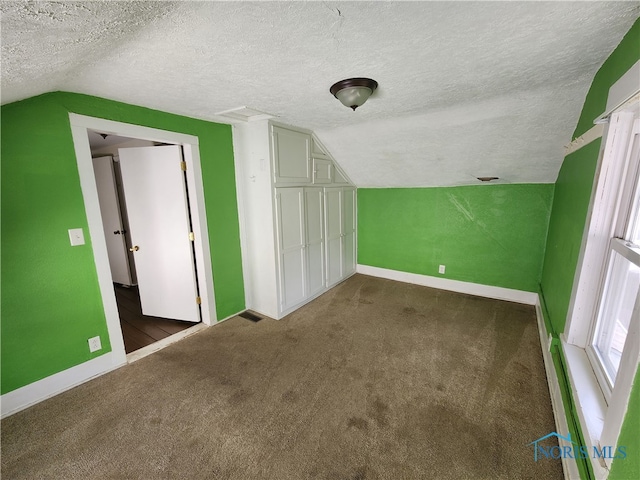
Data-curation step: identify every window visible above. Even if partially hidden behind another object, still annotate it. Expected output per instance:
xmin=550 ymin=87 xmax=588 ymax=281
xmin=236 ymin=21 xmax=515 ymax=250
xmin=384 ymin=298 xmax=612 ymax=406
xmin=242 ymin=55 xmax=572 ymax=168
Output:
xmin=563 ymin=96 xmax=640 ymax=476
xmin=586 ymin=117 xmax=640 ymax=401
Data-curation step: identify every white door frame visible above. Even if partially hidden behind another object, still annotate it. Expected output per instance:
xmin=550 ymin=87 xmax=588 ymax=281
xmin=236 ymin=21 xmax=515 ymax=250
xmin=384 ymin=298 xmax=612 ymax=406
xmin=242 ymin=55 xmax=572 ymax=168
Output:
xmin=69 ymin=113 xmax=218 ymax=363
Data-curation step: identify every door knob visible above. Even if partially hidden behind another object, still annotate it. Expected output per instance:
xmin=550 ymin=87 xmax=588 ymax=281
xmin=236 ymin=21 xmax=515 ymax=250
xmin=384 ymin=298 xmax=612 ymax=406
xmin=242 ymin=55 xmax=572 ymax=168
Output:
xmin=129 ymin=246 xmax=139 ymax=252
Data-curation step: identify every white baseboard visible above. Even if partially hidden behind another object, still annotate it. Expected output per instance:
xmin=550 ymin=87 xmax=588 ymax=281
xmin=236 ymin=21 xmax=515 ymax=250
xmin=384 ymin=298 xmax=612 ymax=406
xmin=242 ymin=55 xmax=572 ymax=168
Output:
xmin=0 ymin=310 xmax=244 ymax=418
xmin=534 ymin=301 xmax=581 ymax=480
xmin=357 ymin=264 xmax=538 ymax=305
xmin=1 ymin=352 xmax=126 ymax=419
xmin=0 ymin=311 xmax=247 ymax=418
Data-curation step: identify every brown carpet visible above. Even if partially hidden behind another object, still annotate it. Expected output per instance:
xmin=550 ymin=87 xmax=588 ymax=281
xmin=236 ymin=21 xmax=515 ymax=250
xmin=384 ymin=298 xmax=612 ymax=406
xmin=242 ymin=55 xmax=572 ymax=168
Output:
xmin=1 ymin=274 xmax=563 ymax=479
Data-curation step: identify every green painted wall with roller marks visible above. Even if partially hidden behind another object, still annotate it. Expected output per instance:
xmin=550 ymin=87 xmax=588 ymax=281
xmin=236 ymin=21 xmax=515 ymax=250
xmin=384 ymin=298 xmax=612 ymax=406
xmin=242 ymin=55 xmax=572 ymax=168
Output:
xmin=358 ymin=184 xmax=554 ymax=292
xmin=539 ymin=139 xmax=601 ymax=336
xmin=1 ymin=92 xmax=245 ymax=394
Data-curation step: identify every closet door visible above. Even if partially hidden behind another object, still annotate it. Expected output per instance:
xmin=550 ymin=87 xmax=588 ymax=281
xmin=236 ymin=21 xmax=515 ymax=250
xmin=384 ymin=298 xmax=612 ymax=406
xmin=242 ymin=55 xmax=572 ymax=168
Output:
xmin=343 ymin=187 xmax=357 ymax=277
xmin=305 ymin=188 xmax=325 ymax=297
xmin=276 ymin=188 xmax=306 ymax=310
xmin=325 ymin=188 xmax=344 ymax=287
xmin=272 ymin=126 xmax=311 ymax=184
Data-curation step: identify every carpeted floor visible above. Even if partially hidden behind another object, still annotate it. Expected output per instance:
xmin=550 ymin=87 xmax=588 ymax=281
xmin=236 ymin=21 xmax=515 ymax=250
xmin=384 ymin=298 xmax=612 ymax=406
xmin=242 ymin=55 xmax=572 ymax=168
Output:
xmin=1 ymin=274 xmax=563 ymax=479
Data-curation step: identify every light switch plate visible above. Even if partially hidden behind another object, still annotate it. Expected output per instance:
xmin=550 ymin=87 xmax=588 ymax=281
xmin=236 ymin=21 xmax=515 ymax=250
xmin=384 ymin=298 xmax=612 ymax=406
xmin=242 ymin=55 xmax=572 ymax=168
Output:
xmin=68 ymin=228 xmax=85 ymax=246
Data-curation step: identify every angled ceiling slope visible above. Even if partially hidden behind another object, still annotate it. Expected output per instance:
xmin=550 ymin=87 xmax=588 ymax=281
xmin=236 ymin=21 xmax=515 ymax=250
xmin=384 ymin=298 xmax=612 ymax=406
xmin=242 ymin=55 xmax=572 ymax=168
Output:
xmin=1 ymin=1 xmax=638 ymax=187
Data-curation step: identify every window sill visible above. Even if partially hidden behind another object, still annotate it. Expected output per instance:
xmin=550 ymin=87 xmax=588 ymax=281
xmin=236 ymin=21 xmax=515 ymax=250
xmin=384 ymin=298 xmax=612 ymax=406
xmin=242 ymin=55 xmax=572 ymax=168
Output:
xmin=561 ymin=338 xmax=611 ymax=477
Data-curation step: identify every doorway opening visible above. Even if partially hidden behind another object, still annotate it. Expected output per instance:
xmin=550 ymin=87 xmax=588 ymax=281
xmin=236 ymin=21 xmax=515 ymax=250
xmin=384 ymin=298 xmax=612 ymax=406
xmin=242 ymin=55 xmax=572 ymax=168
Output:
xmin=88 ymin=131 xmax=198 ymax=353
xmin=69 ymin=114 xmax=217 ymax=364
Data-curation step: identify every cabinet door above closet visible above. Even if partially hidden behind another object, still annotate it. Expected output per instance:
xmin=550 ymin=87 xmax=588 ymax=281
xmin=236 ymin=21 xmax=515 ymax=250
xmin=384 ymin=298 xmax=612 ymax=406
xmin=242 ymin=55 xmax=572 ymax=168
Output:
xmin=272 ymin=126 xmax=311 ymax=184
xmin=313 ymin=158 xmax=332 ymax=184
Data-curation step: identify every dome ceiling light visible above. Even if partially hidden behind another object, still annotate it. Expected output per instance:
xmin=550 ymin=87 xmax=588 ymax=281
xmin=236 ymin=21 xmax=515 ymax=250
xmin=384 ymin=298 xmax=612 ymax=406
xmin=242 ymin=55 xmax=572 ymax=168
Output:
xmin=330 ymin=78 xmax=378 ymax=111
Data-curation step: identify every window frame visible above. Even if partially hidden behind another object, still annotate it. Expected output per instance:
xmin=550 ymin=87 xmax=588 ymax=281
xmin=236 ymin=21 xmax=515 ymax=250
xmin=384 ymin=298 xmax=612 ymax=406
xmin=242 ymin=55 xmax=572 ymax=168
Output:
xmin=585 ymin=120 xmax=640 ymax=401
xmin=586 ymin=240 xmax=640 ymax=399
xmin=563 ymin=96 xmax=640 ymax=473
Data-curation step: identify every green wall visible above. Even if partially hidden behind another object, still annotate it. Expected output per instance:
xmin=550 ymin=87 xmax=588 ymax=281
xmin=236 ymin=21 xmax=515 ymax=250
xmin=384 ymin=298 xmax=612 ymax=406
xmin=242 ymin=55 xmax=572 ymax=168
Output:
xmin=1 ymin=92 xmax=245 ymax=394
xmin=609 ymin=368 xmax=640 ymax=480
xmin=540 ymin=139 xmax=600 ymax=335
xmin=539 ymin=18 xmax=640 ymax=479
xmin=358 ymin=184 xmax=554 ymax=292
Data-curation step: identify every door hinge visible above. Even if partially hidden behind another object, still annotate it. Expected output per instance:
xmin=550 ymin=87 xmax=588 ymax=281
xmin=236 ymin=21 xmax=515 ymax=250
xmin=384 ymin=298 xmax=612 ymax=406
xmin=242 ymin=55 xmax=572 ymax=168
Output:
xmin=180 ymin=160 xmax=187 ymax=171
xmin=188 ymin=231 xmax=195 ymax=241
xmin=196 ymin=296 xmax=201 ymax=305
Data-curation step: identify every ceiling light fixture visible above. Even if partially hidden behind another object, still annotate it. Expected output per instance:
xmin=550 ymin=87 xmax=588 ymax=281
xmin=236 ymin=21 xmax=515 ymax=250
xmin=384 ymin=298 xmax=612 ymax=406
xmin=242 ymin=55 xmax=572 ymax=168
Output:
xmin=330 ymin=78 xmax=378 ymax=111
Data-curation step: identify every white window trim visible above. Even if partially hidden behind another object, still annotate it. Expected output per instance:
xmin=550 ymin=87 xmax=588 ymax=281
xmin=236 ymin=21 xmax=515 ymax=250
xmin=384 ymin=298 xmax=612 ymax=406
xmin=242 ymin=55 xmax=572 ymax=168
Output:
xmin=565 ymin=112 xmax=637 ymax=348
xmin=563 ymin=67 xmax=640 ymax=475
xmin=586 ymin=235 xmax=640 ymax=402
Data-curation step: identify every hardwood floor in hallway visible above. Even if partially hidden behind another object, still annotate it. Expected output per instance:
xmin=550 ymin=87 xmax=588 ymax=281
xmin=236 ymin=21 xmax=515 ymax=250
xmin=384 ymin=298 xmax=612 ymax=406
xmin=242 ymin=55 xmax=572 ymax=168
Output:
xmin=114 ymin=284 xmax=195 ymax=353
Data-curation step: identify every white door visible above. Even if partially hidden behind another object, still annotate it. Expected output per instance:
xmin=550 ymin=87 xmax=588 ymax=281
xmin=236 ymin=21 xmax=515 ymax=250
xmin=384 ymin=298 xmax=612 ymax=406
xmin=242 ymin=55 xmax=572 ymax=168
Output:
xmin=118 ymin=145 xmax=200 ymax=322
xmin=325 ymin=188 xmax=343 ymax=287
xmin=276 ymin=188 xmax=306 ymax=310
xmin=305 ymin=188 xmax=325 ymax=297
xmin=92 ymin=156 xmax=133 ymax=286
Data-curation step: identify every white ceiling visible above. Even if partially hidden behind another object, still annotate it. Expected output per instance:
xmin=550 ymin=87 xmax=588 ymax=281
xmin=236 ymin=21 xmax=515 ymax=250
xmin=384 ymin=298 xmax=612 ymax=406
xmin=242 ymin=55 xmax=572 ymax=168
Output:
xmin=2 ymin=1 xmax=638 ymax=187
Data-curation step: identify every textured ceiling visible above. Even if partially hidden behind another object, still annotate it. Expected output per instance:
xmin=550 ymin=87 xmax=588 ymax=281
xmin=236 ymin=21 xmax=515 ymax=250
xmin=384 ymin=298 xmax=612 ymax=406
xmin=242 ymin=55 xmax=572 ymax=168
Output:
xmin=2 ymin=1 xmax=639 ymax=187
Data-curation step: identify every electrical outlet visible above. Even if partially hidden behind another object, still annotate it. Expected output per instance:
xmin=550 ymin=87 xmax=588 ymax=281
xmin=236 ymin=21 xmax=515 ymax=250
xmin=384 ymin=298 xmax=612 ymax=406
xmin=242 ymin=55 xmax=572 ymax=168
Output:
xmin=438 ymin=265 xmax=446 ymax=274
xmin=88 ymin=336 xmax=102 ymax=353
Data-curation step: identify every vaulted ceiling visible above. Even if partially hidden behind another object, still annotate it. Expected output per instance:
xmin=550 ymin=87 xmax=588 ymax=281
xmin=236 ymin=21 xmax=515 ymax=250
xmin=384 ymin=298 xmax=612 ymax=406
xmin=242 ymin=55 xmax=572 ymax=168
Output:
xmin=2 ymin=1 xmax=638 ymax=187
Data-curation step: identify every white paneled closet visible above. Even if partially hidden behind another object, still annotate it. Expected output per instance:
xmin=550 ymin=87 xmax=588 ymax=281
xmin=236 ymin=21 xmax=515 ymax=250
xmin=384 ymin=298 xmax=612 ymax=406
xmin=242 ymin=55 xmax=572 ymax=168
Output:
xmin=234 ymin=121 xmax=356 ymax=319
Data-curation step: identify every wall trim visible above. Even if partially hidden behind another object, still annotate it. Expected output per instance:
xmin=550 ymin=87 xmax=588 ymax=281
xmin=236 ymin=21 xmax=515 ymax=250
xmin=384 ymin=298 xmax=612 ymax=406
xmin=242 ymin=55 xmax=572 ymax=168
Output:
xmin=535 ymin=300 xmax=581 ymax=480
xmin=1 ymin=352 xmax=126 ymax=419
xmin=68 ymin=114 xmax=217 ymax=330
xmin=563 ymin=124 xmax=604 ymax=156
xmin=356 ymin=264 xmax=538 ymax=305
xmin=595 ymin=59 xmax=640 ymax=124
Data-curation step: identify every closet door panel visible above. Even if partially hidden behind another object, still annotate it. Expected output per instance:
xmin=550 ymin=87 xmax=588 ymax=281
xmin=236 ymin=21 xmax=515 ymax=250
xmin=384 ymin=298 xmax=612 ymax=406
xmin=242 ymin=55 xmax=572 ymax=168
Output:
xmin=343 ymin=188 xmax=356 ymax=234
xmin=307 ymin=242 xmax=325 ymax=296
xmin=326 ymin=238 xmax=343 ymax=286
xmin=281 ymin=249 xmax=306 ymax=308
xmin=305 ymin=189 xmax=324 ymax=244
xmin=276 ymin=188 xmax=306 ymax=310
xmin=325 ymin=188 xmax=343 ymax=239
xmin=305 ymin=188 xmax=325 ymax=297
xmin=277 ymin=188 xmax=305 ymax=250
xmin=325 ymin=188 xmax=344 ymax=287
xmin=344 ymin=233 xmax=356 ymax=276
